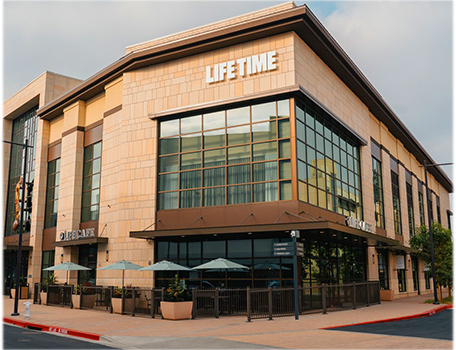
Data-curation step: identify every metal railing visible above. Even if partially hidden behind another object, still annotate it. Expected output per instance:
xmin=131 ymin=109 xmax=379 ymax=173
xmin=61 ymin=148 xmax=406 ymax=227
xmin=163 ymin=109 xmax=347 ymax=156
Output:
xmin=33 ymin=281 xmax=380 ymax=321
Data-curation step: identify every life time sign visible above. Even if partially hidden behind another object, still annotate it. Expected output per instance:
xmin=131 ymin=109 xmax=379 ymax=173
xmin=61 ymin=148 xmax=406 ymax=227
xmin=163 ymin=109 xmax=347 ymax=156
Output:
xmin=206 ymin=51 xmax=277 ymax=84
xmin=60 ymin=228 xmax=95 ymax=241
xmin=345 ymin=216 xmax=373 ymax=233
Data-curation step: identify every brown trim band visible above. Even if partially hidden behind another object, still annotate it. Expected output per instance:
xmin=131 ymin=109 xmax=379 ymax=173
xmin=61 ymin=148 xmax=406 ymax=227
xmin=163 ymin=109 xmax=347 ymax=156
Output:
xmin=104 ymin=104 xmax=122 ymax=118
xmin=62 ymin=126 xmax=84 ymax=138
xmin=48 ymin=139 xmax=62 ymax=149
xmin=48 ymin=143 xmax=61 ymax=162
xmin=85 ymin=119 xmax=103 ymax=131
xmin=53 ymin=237 xmax=108 ymax=247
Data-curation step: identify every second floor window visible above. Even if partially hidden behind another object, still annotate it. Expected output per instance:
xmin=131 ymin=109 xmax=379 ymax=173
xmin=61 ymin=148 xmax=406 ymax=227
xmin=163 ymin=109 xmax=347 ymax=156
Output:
xmin=391 ymin=159 xmax=402 ymax=235
xmin=82 ymin=142 xmax=101 ymax=222
xmin=406 ymin=172 xmax=415 ymax=237
xmin=44 ymin=158 xmax=60 ymax=228
xmin=372 ymin=156 xmax=385 ymax=228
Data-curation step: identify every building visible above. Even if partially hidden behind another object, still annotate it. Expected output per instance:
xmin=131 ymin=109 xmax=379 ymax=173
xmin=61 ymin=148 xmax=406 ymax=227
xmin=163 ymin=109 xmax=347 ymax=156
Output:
xmin=3 ymin=3 xmax=452 ymax=299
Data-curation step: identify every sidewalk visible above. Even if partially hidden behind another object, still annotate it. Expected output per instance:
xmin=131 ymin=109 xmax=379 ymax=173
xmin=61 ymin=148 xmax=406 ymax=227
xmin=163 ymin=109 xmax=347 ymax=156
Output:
xmin=3 ymin=294 xmax=452 ymax=349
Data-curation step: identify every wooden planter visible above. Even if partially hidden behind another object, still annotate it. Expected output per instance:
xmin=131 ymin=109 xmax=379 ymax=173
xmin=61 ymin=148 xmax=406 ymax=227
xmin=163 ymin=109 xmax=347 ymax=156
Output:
xmin=11 ymin=286 xmax=29 ymax=299
xmin=160 ymin=301 xmax=193 ymax=320
xmin=40 ymin=292 xmax=47 ymax=305
xmin=380 ymin=289 xmax=394 ymax=301
xmin=72 ymin=294 xmax=96 ymax=309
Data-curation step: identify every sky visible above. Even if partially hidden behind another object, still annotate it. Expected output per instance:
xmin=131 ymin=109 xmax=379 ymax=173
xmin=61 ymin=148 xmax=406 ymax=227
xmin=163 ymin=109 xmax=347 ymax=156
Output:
xmin=3 ymin=1 xmax=453 ymax=178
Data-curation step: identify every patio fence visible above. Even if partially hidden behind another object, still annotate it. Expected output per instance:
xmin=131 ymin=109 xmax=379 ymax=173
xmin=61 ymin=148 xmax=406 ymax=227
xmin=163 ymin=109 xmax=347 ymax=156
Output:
xmin=33 ymin=281 xmax=380 ymax=320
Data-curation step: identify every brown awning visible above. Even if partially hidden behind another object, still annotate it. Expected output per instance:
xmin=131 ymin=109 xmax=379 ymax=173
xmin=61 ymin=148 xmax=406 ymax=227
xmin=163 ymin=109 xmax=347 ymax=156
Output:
xmin=4 ymin=245 xmax=33 ymax=251
xmin=131 ymin=220 xmax=402 ymax=248
xmin=53 ymin=237 xmax=108 ymax=247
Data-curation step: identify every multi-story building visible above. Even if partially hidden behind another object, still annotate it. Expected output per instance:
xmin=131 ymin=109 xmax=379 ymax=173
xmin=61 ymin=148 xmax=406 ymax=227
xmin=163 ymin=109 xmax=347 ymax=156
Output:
xmin=3 ymin=3 xmax=452 ymax=299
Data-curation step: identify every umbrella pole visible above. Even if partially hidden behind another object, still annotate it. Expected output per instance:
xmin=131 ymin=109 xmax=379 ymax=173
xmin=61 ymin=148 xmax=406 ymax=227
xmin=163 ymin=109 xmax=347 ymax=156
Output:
xmin=122 ymin=270 xmax=124 ymax=289
xmin=67 ymin=270 xmax=69 ymax=284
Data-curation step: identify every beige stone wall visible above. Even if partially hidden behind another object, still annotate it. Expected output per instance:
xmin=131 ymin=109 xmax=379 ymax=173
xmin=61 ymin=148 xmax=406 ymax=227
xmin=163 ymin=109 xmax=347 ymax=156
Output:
xmin=49 ymin=115 xmax=64 ymax=144
xmin=85 ymin=93 xmax=105 ymax=127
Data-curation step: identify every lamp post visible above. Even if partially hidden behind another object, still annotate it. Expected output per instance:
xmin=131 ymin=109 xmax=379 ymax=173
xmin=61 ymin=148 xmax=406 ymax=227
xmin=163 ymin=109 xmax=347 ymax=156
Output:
xmin=421 ymin=160 xmax=452 ymax=305
xmin=4 ymin=139 xmax=33 ymax=316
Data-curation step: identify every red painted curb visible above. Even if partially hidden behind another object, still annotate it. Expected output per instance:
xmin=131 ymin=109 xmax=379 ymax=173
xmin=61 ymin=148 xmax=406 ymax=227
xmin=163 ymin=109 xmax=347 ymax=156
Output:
xmin=322 ymin=304 xmax=452 ymax=330
xmin=3 ymin=317 xmax=101 ymax=341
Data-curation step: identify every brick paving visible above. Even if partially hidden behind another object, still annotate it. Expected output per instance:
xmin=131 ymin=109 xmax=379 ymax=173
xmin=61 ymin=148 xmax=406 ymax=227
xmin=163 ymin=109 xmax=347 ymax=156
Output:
xmin=3 ymin=294 xmax=452 ymax=349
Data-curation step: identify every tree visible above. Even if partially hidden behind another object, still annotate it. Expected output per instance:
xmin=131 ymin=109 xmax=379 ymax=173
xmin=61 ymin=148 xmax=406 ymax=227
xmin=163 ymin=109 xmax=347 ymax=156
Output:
xmin=410 ymin=222 xmax=452 ymax=298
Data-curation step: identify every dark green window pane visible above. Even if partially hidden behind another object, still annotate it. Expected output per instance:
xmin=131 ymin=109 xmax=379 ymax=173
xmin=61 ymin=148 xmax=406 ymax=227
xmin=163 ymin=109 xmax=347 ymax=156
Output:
xmin=227 ymin=185 xmax=251 ymax=204
xmin=296 ymin=105 xmax=305 ymax=123
xmin=253 ymin=141 xmax=277 ymax=162
xmin=181 ymin=115 xmax=201 ymax=134
xmin=253 ymin=161 xmax=277 ymax=182
xmin=203 ymin=241 xmax=225 ymax=259
xmin=89 ymin=205 xmax=99 ymax=221
xmin=280 ymin=181 xmax=292 ymax=200
xmin=159 ymin=192 xmax=178 ymax=210
xmin=228 ymin=145 xmax=250 ymax=164
xmin=333 ymin=133 xmax=339 ymax=146
xmin=296 ymin=121 xmax=305 ymax=141
xmin=277 ymin=100 xmax=290 ymax=118
xmin=340 ymin=151 xmax=347 ymax=167
xmin=316 ymin=152 xmax=325 ymax=171
xmin=307 ymin=146 xmax=316 ymax=166
xmin=279 ymin=140 xmax=290 ymax=158
xmin=82 ymin=191 xmax=92 ymax=207
xmin=204 ymin=149 xmax=225 ymax=167
xmin=333 ymin=144 xmax=340 ymax=162
xmin=315 ymin=118 xmax=324 ymax=135
xmin=253 ymin=182 xmax=278 ymax=202
xmin=298 ymin=160 xmax=306 ymax=180
xmin=278 ymin=119 xmax=290 ymax=138
xmin=181 ymin=152 xmax=201 ymax=170
xmin=180 ymin=170 xmax=201 ymax=189
xmin=160 ymin=119 xmax=179 ymax=137
xmin=188 ymin=242 xmax=201 ymax=259
xmin=181 ymin=134 xmax=201 ymax=152
xmin=203 ymin=187 xmax=225 ymax=206
xmin=253 ymin=238 xmax=274 ymax=257
xmin=280 ymin=160 xmax=291 ymax=179
xmin=83 ymin=161 xmax=93 ymax=177
xmin=306 ymin=127 xmax=315 ymax=148
xmin=203 ymin=129 xmax=225 ymax=149
xmin=227 ymin=125 xmax=250 ymax=145
xmin=316 ymin=134 xmax=324 ymax=153
xmin=180 ymin=190 xmax=201 ymax=208
xmin=159 ymin=155 xmax=178 ymax=173
xmin=227 ymin=240 xmax=252 ymax=258
xmin=324 ymin=125 xmax=331 ymax=140
xmin=160 ymin=137 xmax=179 ymax=155
xmin=228 ymin=165 xmax=250 ymax=184
xmin=325 ymin=139 xmax=332 ymax=159
xmin=84 ymin=146 xmax=93 ymax=160
xmin=81 ymin=207 xmax=92 ymax=222
xmin=252 ymin=121 xmax=276 ymax=142
xmin=203 ymin=111 xmax=225 ymax=130
xmin=83 ymin=173 xmax=100 ymax=191
xmin=297 ymin=140 xmax=306 ymax=161
xmin=227 ymin=106 xmax=250 ymax=126
xmin=204 ymin=168 xmax=225 ymax=187
xmin=305 ymin=110 xmax=314 ymax=128
xmin=159 ymin=173 xmax=178 ymax=191
xmin=340 ymin=139 xmax=347 ymax=152
xmin=252 ymin=101 xmax=276 ymax=122
xmin=48 ymin=160 xmax=57 ymax=174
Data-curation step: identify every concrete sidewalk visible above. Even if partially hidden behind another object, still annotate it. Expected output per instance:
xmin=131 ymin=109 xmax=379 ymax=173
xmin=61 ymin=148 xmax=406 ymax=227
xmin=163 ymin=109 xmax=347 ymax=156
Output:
xmin=3 ymin=294 xmax=452 ymax=349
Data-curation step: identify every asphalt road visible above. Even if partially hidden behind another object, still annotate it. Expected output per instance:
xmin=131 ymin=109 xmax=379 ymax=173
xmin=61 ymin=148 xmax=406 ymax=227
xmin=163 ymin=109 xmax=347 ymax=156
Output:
xmin=328 ymin=309 xmax=453 ymax=341
xmin=3 ymin=324 xmax=116 ymax=349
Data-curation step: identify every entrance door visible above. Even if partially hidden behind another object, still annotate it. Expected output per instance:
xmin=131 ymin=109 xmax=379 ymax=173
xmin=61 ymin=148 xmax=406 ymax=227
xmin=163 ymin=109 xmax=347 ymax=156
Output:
xmin=78 ymin=245 xmax=97 ymax=285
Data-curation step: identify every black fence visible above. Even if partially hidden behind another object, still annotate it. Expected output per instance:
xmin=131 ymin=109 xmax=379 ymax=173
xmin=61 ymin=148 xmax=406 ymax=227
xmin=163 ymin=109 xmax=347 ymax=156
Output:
xmin=33 ymin=281 xmax=380 ymax=321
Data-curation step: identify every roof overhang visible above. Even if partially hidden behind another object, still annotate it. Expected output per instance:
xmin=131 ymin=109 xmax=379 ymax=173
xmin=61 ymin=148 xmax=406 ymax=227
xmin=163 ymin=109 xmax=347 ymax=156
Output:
xmin=36 ymin=4 xmax=452 ymax=192
xmin=53 ymin=237 xmax=108 ymax=247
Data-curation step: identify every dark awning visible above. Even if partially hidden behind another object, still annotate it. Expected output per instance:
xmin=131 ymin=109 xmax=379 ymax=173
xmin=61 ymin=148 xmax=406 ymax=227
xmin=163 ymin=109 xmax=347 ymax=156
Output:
xmin=53 ymin=237 xmax=108 ymax=247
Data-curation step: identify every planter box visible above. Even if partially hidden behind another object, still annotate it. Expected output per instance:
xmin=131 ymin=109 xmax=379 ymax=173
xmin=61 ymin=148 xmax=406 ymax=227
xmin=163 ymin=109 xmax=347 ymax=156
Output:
xmin=11 ymin=286 xmax=29 ymax=299
xmin=72 ymin=294 xmax=96 ymax=309
xmin=40 ymin=292 xmax=47 ymax=305
xmin=380 ymin=289 xmax=394 ymax=301
xmin=111 ymin=298 xmax=139 ymax=314
xmin=160 ymin=301 xmax=193 ymax=320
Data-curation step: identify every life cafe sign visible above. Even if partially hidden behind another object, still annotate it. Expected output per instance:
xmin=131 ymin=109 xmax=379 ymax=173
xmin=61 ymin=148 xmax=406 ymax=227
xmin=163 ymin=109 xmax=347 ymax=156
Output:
xmin=206 ymin=50 xmax=277 ymax=84
xmin=345 ymin=216 xmax=373 ymax=233
xmin=60 ymin=228 xmax=95 ymax=242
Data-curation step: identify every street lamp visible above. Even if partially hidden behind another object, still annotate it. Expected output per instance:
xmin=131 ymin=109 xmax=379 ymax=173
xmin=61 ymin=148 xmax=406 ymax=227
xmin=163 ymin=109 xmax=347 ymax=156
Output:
xmin=421 ymin=160 xmax=452 ymax=305
xmin=4 ymin=139 xmax=33 ymax=316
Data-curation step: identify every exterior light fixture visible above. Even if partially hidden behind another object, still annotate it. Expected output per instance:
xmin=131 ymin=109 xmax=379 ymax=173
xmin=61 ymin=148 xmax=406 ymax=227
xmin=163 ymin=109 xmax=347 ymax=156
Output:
xmin=106 ymin=250 xmax=109 ymax=262
xmin=372 ymin=254 xmax=375 ymax=264
xmin=60 ymin=254 xmax=63 ymax=263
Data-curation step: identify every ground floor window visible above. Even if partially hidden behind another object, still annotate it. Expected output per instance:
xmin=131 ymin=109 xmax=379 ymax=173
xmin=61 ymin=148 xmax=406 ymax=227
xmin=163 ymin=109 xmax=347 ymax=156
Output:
xmin=412 ymin=257 xmax=419 ymax=292
xmin=377 ymin=250 xmax=389 ymax=290
xmin=154 ymin=231 xmax=366 ymax=288
xmin=78 ymin=245 xmax=97 ymax=285
xmin=41 ymin=250 xmax=55 ymax=284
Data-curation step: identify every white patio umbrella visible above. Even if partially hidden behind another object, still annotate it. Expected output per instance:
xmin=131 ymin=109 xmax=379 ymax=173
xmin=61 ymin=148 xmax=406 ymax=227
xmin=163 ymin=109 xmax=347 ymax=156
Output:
xmin=192 ymin=258 xmax=249 ymax=271
xmin=139 ymin=260 xmax=191 ymax=272
xmin=43 ymin=261 xmax=91 ymax=284
xmin=97 ymin=260 xmax=143 ymax=288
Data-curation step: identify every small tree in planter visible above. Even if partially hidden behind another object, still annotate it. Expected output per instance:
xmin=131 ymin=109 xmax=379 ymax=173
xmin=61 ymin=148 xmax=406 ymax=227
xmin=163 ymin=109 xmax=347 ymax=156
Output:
xmin=111 ymin=286 xmax=135 ymax=314
xmin=161 ymin=274 xmax=193 ymax=320
xmin=72 ymin=282 xmax=96 ymax=309
xmin=40 ymin=273 xmax=58 ymax=305
xmin=11 ymin=276 xmax=29 ymax=299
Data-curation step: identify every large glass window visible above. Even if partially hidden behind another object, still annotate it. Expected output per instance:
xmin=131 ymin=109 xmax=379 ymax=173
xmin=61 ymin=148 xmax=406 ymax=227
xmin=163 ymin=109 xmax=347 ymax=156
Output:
xmin=44 ymin=158 xmax=60 ymax=228
xmin=82 ymin=142 xmax=101 ymax=222
xmin=296 ymin=101 xmax=362 ymax=219
xmin=391 ymin=161 xmax=402 ymax=235
xmin=406 ymin=171 xmax=415 ymax=237
xmin=377 ymin=250 xmax=389 ymax=290
xmin=5 ymin=107 xmax=38 ymax=236
xmin=158 ymin=100 xmax=291 ymax=209
xmin=436 ymin=195 xmax=441 ymax=224
xmin=418 ymin=182 xmax=425 ymax=226
xmin=372 ymin=156 xmax=385 ymax=228
xmin=41 ymin=250 xmax=55 ymax=284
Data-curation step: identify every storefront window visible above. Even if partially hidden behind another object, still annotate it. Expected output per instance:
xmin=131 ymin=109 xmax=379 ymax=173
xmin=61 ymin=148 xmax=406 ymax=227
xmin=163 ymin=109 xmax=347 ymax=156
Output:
xmin=397 ymin=254 xmax=406 ymax=292
xmin=296 ymin=101 xmax=362 ymax=219
xmin=82 ymin=142 xmax=101 ymax=222
xmin=412 ymin=257 xmax=419 ymax=291
xmin=377 ymin=250 xmax=389 ymax=290
xmin=44 ymin=158 xmax=60 ymax=228
xmin=158 ymin=100 xmax=291 ymax=209
xmin=41 ymin=250 xmax=55 ymax=284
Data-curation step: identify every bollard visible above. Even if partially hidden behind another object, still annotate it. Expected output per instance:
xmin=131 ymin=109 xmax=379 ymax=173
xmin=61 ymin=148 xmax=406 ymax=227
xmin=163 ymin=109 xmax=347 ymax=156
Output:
xmin=23 ymin=302 xmax=31 ymax=320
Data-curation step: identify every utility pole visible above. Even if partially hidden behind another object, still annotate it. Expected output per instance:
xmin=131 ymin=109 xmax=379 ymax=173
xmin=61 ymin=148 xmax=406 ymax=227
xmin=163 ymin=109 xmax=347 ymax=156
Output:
xmin=4 ymin=139 xmax=33 ymax=316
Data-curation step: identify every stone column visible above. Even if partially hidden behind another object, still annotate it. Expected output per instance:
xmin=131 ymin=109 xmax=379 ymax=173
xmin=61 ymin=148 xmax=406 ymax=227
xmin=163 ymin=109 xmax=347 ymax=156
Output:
xmin=367 ymin=245 xmax=378 ymax=281
xmin=381 ymin=149 xmax=394 ymax=238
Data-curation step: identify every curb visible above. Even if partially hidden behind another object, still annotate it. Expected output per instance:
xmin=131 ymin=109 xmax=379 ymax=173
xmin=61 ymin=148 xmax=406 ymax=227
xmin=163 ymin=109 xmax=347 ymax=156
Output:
xmin=3 ymin=317 xmax=101 ymax=341
xmin=322 ymin=304 xmax=453 ymax=330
